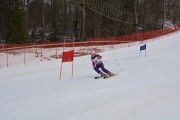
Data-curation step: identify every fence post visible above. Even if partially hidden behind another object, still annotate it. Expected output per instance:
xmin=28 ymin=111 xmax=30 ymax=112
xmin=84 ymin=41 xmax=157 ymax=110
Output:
xmin=6 ymin=48 xmax=8 ymax=67
xmin=56 ymin=44 xmax=57 ymax=59
xmin=24 ymin=44 xmax=26 ymax=65
xmin=41 ymin=47 xmax=42 ymax=61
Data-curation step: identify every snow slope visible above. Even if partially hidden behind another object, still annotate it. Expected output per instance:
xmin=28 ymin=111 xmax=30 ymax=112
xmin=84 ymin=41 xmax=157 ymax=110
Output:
xmin=0 ymin=32 xmax=180 ymax=120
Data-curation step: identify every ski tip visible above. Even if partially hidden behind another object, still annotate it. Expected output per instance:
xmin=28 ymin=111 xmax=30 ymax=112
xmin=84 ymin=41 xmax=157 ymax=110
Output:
xmin=94 ymin=76 xmax=102 ymax=79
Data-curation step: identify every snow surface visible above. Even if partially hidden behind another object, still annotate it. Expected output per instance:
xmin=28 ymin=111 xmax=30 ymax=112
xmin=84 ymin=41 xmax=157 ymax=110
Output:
xmin=0 ymin=32 xmax=180 ymax=120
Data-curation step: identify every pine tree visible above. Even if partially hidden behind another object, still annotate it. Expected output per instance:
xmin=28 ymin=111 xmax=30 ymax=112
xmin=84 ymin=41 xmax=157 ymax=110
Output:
xmin=0 ymin=0 xmax=5 ymax=39
xmin=6 ymin=0 xmax=26 ymax=44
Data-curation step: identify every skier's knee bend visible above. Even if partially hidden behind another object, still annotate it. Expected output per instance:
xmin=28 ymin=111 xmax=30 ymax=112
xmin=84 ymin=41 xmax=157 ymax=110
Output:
xmin=94 ymin=67 xmax=101 ymax=74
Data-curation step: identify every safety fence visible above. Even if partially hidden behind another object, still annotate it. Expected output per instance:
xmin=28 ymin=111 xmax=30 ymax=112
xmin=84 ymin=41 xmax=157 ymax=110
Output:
xmin=87 ymin=25 xmax=180 ymax=42
xmin=0 ymin=25 xmax=179 ymax=68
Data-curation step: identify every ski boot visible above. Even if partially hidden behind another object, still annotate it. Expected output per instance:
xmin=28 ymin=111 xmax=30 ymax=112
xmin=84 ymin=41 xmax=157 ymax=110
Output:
xmin=108 ymin=72 xmax=114 ymax=76
xmin=100 ymin=72 xmax=106 ymax=77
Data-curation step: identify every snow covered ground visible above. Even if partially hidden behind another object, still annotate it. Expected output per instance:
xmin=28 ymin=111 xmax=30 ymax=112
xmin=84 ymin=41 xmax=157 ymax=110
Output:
xmin=0 ymin=31 xmax=180 ymax=120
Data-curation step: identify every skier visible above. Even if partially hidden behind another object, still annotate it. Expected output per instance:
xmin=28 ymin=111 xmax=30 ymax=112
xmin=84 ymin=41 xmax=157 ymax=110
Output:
xmin=91 ymin=52 xmax=114 ymax=77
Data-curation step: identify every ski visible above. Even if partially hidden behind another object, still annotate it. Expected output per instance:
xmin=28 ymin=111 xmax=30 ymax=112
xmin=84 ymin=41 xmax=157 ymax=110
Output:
xmin=94 ymin=76 xmax=102 ymax=79
xmin=94 ymin=74 xmax=115 ymax=79
xmin=94 ymin=74 xmax=108 ymax=79
xmin=103 ymin=74 xmax=116 ymax=79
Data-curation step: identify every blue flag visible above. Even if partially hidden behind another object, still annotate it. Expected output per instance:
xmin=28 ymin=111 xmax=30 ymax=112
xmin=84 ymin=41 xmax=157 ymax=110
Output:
xmin=140 ymin=44 xmax=146 ymax=51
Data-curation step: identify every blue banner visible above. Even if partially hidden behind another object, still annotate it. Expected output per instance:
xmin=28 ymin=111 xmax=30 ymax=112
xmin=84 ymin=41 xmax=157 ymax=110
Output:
xmin=140 ymin=44 xmax=146 ymax=51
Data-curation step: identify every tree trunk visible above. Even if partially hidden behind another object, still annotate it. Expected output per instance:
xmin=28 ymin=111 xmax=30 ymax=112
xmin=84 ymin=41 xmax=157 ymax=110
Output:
xmin=81 ymin=3 xmax=86 ymax=40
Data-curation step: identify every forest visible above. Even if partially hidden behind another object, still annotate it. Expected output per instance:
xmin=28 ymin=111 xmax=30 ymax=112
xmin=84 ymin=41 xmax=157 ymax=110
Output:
xmin=0 ymin=0 xmax=180 ymax=43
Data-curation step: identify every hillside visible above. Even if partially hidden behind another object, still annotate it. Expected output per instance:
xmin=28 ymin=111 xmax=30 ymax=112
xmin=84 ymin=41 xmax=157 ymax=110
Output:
xmin=0 ymin=32 xmax=180 ymax=120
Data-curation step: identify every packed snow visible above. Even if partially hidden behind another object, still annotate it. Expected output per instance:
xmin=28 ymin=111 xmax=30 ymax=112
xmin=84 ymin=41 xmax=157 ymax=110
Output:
xmin=0 ymin=31 xmax=180 ymax=120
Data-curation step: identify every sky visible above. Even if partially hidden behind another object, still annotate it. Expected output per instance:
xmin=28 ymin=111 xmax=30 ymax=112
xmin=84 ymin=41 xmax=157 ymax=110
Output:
xmin=0 ymin=31 xmax=180 ymax=120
